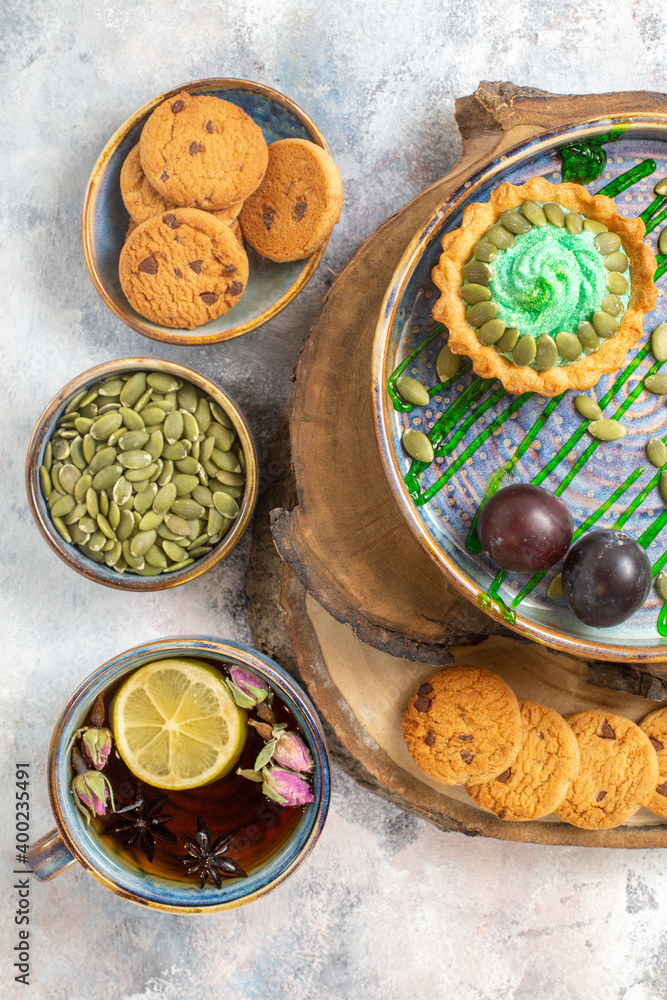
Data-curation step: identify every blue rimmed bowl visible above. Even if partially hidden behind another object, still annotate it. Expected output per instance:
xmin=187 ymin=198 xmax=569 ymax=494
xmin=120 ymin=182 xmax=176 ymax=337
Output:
xmin=28 ymin=636 xmax=330 ymax=912
xmin=83 ymin=78 xmax=332 ymax=345
xmin=372 ymin=114 xmax=667 ymax=662
xmin=25 ymin=357 xmax=259 ymax=591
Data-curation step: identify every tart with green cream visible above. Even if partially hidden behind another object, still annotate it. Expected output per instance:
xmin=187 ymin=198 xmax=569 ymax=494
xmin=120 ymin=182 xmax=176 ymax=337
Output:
xmin=431 ymin=177 xmax=657 ymax=397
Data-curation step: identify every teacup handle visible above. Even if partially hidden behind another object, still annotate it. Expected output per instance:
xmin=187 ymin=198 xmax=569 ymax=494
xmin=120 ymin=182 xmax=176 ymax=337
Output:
xmin=28 ymin=829 xmax=76 ymax=881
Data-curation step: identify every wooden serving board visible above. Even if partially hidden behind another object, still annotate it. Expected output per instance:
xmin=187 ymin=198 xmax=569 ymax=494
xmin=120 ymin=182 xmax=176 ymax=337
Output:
xmin=271 ymin=81 xmax=667 ymax=665
xmin=247 ymin=413 xmax=667 ymax=845
xmin=246 ymin=83 xmax=667 ymax=845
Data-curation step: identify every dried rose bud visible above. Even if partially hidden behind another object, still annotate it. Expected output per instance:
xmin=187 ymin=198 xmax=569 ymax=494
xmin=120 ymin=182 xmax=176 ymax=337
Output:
xmin=81 ymin=727 xmax=113 ymax=770
xmin=71 ymin=771 xmax=115 ymax=823
xmin=272 ymin=731 xmax=314 ymax=773
xmin=261 ymin=766 xmax=314 ymax=807
xmin=227 ymin=666 xmax=270 ymax=709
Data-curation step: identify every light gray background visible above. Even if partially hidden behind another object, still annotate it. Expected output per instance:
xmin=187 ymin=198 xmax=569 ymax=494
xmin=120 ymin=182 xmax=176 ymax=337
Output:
xmin=2 ymin=1 xmax=667 ymax=998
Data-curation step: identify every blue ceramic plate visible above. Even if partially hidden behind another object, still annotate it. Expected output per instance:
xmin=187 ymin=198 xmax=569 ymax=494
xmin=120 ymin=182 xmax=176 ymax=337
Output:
xmin=83 ymin=79 xmax=330 ymax=345
xmin=373 ymin=116 xmax=667 ymax=661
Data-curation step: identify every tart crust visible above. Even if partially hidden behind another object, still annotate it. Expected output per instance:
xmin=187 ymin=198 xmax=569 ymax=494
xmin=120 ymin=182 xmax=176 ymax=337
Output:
xmin=431 ymin=177 xmax=657 ymax=397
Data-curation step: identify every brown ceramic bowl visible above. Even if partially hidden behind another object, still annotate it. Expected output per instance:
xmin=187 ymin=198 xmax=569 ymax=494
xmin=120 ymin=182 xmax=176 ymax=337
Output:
xmin=82 ymin=78 xmax=332 ymax=346
xmin=26 ymin=358 xmax=258 ymax=590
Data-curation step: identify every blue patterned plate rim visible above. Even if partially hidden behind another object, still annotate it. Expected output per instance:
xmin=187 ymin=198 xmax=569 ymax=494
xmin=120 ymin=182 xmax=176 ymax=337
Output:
xmin=372 ymin=113 xmax=667 ymax=662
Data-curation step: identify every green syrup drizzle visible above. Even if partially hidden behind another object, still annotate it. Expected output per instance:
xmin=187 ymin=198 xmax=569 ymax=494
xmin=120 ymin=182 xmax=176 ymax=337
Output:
xmin=390 ymin=152 xmax=667 ymax=629
xmin=560 ymin=128 xmax=629 ymax=184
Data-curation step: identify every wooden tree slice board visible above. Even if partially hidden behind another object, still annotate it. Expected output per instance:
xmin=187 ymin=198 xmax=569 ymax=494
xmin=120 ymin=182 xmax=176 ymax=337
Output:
xmin=271 ymin=81 xmax=667 ymax=665
xmin=247 ymin=414 xmax=667 ymax=846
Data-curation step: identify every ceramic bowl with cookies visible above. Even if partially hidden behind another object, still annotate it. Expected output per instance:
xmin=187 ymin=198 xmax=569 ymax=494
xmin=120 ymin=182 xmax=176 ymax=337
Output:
xmin=83 ymin=79 xmax=343 ymax=345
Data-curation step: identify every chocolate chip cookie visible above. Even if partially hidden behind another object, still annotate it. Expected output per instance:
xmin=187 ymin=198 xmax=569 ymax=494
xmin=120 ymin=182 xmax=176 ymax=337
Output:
xmin=140 ymin=91 xmax=268 ymax=209
xmin=239 ymin=138 xmax=343 ymax=262
xmin=467 ymin=701 xmax=581 ymax=821
xmin=555 ymin=710 xmax=659 ymax=829
xmin=119 ymin=207 xmax=249 ymax=329
xmin=639 ymin=707 xmax=667 ymax=818
xmin=403 ymin=666 xmax=522 ymax=785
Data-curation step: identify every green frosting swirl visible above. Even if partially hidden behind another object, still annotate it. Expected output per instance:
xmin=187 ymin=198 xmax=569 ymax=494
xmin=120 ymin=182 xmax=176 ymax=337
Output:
xmin=488 ymin=225 xmax=618 ymax=341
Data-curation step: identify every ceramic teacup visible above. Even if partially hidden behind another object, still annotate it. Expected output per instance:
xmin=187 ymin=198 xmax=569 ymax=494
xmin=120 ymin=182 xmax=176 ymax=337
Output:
xmin=28 ymin=637 xmax=330 ymax=912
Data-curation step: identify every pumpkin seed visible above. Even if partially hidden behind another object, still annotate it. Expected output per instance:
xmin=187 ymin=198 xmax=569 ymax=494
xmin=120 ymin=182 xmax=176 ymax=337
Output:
xmin=601 ymin=293 xmax=624 ymax=318
xmin=99 ymin=490 xmax=109 ymax=517
xmin=119 ymin=372 xmax=146 ymax=407
xmin=43 ymin=441 xmax=53 ymax=472
xmin=144 ymin=545 xmax=168 ymax=569
xmin=604 ymin=251 xmax=629 ymax=272
xmin=547 ymin=573 xmax=563 ymax=600
xmin=172 ymin=499 xmax=205 ymax=521
xmin=462 ymin=261 xmax=493 ymax=285
xmin=395 ymin=376 xmax=430 ymax=406
xmin=486 ymin=224 xmax=514 ymax=249
xmin=88 ymin=447 xmax=117 ymax=474
xmin=162 ymin=441 xmax=189 ymax=461
xmin=595 ymin=232 xmax=622 ymax=255
xmin=125 ymin=464 xmax=159 ymax=483
xmin=96 ymin=514 xmax=116 ymax=541
xmin=39 ymin=466 xmax=52 ymax=499
xmin=544 ymin=203 xmax=565 ymax=228
xmin=194 ymin=398 xmax=211 ymax=431
xmin=58 ymin=465 xmax=81 ymax=494
xmin=200 ymin=437 xmax=215 ymax=464
xmin=466 ymin=301 xmax=499 ymax=327
xmin=215 ymin=470 xmax=245 ymax=487
xmin=645 ymin=374 xmax=667 ymax=395
xmin=91 ymin=411 xmax=123 ymax=440
xmin=162 ymin=410 xmax=183 ymax=444
xmin=118 ymin=430 xmax=149 ymax=451
xmin=565 ymin=212 xmax=583 ymax=235
xmin=134 ymin=484 xmax=158 ymax=513
xmin=500 ymin=210 xmax=532 ymax=234
xmin=584 ymin=219 xmax=607 ymax=234
xmin=158 ymin=460 xmax=174 ymax=486
xmin=120 ymin=407 xmax=145 ymax=431
xmin=496 ymin=328 xmax=519 ymax=354
xmin=659 ymin=227 xmax=667 ymax=256
xmin=521 ymin=202 xmax=547 ymax=226
xmin=472 ymin=239 xmax=497 ymax=262
xmin=478 ymin=319 xmax=506 ymax=345
xmin=402 ymin=428 xmax=434 ymax=464
xmin=141 ymin=405 xmax=167 ymax=426
xmin=192 ymin=485 xmax=214 ymax=508
xmin=556 ymin=332 xmax=582 ymax=362
xmin=178 ymin=381 xmax=199 ymax=412
xmin=577 ymin=322 xmax=600 ymax=352
xmin=587 ymin=419 xmax=626 ymax=441
xmin=211 ymin=449 xmax=240 ymax=473
xmin=182 ymin=411 xmax=199 ymax=443
xmin=69 ymin=438 xmax=86 ymax=470
xmin=208 ymin=508 xmax=224 ymax=536
xmin=70 ymin=524 xmax=90 ymax=545
xmin=164 ymin=513 xmax=193 ymax=536
xmin=536 ymin=334 xmax=558 ymax=369
xmin=147 ymin=372 xmax=180 ymax=393
xmin=175 ymin=456 xmax=200 ymax=476
xmin=656 ymin=570 xmax=667 ymax=601
xmin=647 ymin=438 xmax=667 ymax=468
xmin=108 ymin=501 xmax=120 ymax=531
xmin=122 ymin=540 xmax=145 ymax=570
xmin=63 ymin=502 xmax=87 ymax=525
xmin=52 ymin=438 xmax=70 ymax=461
xmin=208 ymin=423 xmax=234 ymax=451
xmin=52 ymin=516 xmax=72 ymax=543
xmin=512 ymin=335 xmax=536 ymax=367
xmin=661 ymin=472 xmax=667 ymax=505
xmin=652 ymin=323 xmax=667 ymax=363
xmin=461 ymin=283 xmax=492 ymax=305
xmin=605 ymin=271 xmax=629 ymax=295
xmin=78 ymin=515 xmax=98 ymax=534
xmin=213 ymin=492 xmax=240 ymax=518
xmin=92 ymin=465 xmax=123 ymax=491
xmin=209 ymin=400 xmax=233 ymax=429
xmin=75 ymin=474 xmax=92 ymax=504
xmin=138 ymin=510 xmax=164 ymax=532
xmin=130 ymin=529 xmax=157 ymax=557
xmin=574 ymin=395 xmax=603 ymax=421
xmin=74 ymin=417 xmax=93 ymax=435
xmin=86 ymin=488 xmax=100 ymax=518
xmin=592 ymin=311 xmax=619 ymax=338
xmin=116 ymin=509 xmax=135 ymax=542
xmin=88 ymin=529 xmax=107 ymax=552
xmin=161 ymin=539 xmax=186 ymax=562
xmin=164 ymin=558 xmax=195 ymax=573
xmin=51 ymin=494 xmax=76 ymax=518
xmin=146 ymin=430 xmax=164 ymax=460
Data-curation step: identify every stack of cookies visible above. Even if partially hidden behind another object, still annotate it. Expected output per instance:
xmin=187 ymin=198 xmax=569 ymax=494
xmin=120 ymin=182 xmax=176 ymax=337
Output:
xmin=119 ymin=90 xmax=343 ymax=330
xmin=403 ymin=665 xmax=666 ymax=830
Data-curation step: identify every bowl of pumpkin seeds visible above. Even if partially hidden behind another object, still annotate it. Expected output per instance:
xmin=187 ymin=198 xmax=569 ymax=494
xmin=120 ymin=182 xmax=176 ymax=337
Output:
xmin=26 ymin=359 xmax=258 ymax=588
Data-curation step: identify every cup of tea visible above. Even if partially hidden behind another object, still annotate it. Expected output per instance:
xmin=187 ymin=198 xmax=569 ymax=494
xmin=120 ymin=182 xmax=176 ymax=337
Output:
xmin=28 ymin=636 xmax=330 ymax=912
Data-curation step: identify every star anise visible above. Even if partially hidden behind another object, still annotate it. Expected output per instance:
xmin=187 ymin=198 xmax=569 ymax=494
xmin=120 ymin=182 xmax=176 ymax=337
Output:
xmin=181 ymin=816 xmax=247 ymax=888
xmin=105 ymin=788 xmax=177 ymax=862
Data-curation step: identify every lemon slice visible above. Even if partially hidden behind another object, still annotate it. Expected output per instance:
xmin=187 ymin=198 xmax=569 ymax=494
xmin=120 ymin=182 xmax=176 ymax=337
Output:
xmin=113 ymin=658 xmax=246 ymax=790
